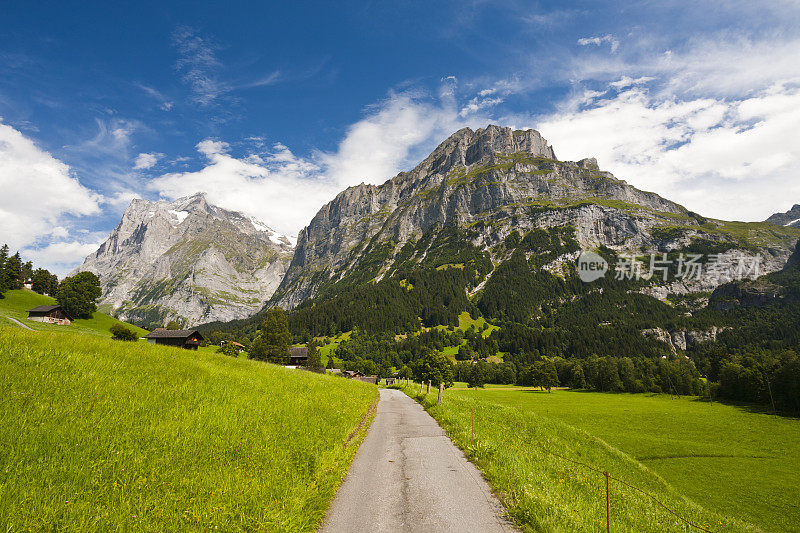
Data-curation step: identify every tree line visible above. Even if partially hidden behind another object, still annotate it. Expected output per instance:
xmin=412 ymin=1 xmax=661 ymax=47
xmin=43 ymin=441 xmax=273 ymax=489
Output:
xmin=0 ymin=243 xmax=102 ymax=320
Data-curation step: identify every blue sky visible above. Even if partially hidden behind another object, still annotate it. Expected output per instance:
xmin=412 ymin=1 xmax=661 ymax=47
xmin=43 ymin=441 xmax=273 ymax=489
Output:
xmin=2 ymin=1 xmax=800 ymax=274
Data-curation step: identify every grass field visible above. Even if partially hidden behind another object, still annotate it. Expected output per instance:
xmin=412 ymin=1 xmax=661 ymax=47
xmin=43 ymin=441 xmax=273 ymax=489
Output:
xmin=446 ymin=386 xmax=799 ymax=533
xmin=398 ymin=383 xmax=765 ymax=532
xmin=0 ymin=327 xmax=377 ymax=531
xmin=0 ymin=289 xmax=149 ymax=338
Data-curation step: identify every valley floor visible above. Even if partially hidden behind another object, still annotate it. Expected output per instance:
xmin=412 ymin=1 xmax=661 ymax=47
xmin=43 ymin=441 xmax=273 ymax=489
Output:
xmin=449 ymin=386 xmax=800 ymax=533
xmin=400 ymin=383 xmax=797 ymax=532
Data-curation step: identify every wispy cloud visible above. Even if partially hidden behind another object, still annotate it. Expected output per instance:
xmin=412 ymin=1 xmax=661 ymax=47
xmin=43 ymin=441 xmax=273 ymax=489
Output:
xmin=173 ymin=26 xmax=225 ymax=106
xmin=172 ymin=26 xmax=282 ymax=107
xmin=578 ymin=34 xmax=619 ymax=53
xmin=135 ymin=83 xmax=174 ymax=111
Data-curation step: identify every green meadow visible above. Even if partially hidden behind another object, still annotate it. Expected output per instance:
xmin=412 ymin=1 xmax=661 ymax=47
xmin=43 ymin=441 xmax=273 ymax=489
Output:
xmin=0 ymin=289 xmax=149 ymax=338
xmin=0 ymin=328 xmax=376 ymax=532
xmin=398 ymin=383 xmax=792 ymax=532
xmin=450 ymin=386 xmax=800 ymax=532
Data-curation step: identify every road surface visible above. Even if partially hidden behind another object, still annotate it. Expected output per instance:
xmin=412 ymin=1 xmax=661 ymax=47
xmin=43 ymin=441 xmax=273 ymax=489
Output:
xmin=321 ymin=388 xmax=515 ymax=533
xmin=4 ymin=316 xmax=33 ymax=330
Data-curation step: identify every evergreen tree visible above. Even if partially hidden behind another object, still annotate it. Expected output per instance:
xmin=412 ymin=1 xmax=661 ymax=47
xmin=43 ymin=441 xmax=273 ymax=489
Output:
xmin=249 ymin=308 xmax=291 ymax=364
xmin=166 ymin=320 xmax=182 ymax=330
xmin=56 ymin=272 xmax=102 ymax=319
xmin=2 ymin=253 xmax=23 ymax=291
xmin=0 ymin=244 xmax=8 ymax=297
xmin=306 ymin=341 xmax=323 ymax=371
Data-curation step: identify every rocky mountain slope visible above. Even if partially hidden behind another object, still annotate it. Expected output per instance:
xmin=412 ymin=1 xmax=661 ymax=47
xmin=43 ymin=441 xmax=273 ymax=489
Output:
xmin=766 ymin=204 xmax=800 ymax=228
xmin=74 ymin=193 xmax=293 ymax=327
xmin=270 ymin=125 xmax=800 ymax=310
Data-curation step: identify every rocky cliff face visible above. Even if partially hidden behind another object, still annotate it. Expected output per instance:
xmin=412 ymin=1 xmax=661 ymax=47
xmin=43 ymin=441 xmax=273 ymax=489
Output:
xmin=74 ymin=193 xmax=293 ymax=327
xmin=766 ymin=204 xmax=800 ymax=228
xmin=271 ymin=125 xmax=799 ymax=309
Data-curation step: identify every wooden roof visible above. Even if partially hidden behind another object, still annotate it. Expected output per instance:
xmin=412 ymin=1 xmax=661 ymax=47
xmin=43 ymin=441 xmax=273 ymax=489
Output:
xmin=144 ymin=329 xmax=204 ymax=340
xmin=28 ymin=305 xmax=62 ymax=313
xmin=289 ymin=346 xmax=308 ymax=358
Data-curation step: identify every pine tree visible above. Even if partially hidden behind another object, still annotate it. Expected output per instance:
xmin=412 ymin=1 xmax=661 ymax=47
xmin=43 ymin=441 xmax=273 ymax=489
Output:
xmin=2 ymin=253 xmax=23 ymax=291
xmin=249 ymin=308 xmax=291 ymax=364
xmin=0 ymin=244 xmax=8 ymax=297
xmin=306 ymin=341 xmax=323 ymax=370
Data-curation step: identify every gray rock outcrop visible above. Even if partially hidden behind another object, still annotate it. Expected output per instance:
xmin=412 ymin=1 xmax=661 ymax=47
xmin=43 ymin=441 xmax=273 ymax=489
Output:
xmin=73 ymin=193 xmax=293 ymax=327
xmin=270 ymin=125 xmax=798 ymax=309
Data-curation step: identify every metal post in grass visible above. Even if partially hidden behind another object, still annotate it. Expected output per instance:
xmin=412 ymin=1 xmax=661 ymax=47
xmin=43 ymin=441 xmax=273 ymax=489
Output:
xmin=437 ymin=382 xmax=443 ymax=405
xmin=604 ymin=471 xmax=611 ymax=533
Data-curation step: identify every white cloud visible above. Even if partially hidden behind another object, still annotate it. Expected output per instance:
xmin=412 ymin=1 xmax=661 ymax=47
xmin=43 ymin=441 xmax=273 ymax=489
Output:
xmin=148 ymin=139 xmax=331 ymax=236
xmin=535 ymin=83 xmax=800 ymax=220
xmin=569 ymin=35 xmax=800 ymax=98
xmin=609 ymin=76 xmax=655 ymax=89
xmin=134 ymin=152 xmax=164 ymax=170
xmin=105 ymin=189 xmax=141 ymax=207
xmin=148 ymin=91 xmax=493 ymax=236
xmin=22 ymin=239 xmax=105 ymax=277
xmin=459 ymin=96 xmax=504 ymax=117
xmin=578 ymin=34 xmax=619 ymax=53
xmin=0 ymin=121 xmax=102 ymax=255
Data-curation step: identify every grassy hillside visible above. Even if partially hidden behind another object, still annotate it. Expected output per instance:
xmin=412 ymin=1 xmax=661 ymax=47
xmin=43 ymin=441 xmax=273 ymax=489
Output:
xmin=452 ymin=386 xmax=799 ymax=533
xmin=0 ymin=328 xmax=376 ymax=531
xmin=0 ymin=289 xmax=149 ymax=338
xmin=398 ymin=384 xmax=760 ymax=532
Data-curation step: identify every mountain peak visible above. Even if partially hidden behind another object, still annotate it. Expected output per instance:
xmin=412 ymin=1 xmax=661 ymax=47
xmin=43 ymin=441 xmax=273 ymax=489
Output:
xmin=766 ymin=204 xmax=800 ymax=227
xmin=411 ymin=125 xmax=556 ymax=180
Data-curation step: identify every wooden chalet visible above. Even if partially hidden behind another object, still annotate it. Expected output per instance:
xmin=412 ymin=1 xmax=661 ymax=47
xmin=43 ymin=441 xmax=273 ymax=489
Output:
xmin=144 ymin=329 xmax=204 ymax=350
xmin=289 ymin=346 xmax=309 ymax=366
xmin=27 ymin=305 xmax=73 ymax=326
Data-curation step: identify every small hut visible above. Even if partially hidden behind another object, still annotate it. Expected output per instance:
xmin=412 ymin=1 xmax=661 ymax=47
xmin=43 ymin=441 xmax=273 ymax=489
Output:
xmin=27 ymin=305 xmax=73 ymax=325
xmin=288 ymin=346 xmax=309 ymax=366
xmin=144 ymin=329 xmax=204 ymax=350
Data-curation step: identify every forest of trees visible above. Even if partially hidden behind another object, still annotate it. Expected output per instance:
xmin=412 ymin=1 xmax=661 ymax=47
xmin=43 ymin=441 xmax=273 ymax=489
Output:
xmin=0 ymin=244 xmax=59 ymax=299
xmin=198 ymin=229 xmax=800 ymax=414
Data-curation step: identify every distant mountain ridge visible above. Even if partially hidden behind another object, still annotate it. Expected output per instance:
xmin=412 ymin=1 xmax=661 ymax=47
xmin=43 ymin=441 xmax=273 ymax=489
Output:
xmin=268 ymin=125 xmax=799 ymax=310
xmin=74 ymin=193 xmax=293 ymax=327
xmin=766 ymin=204 xmax=800 ymax=228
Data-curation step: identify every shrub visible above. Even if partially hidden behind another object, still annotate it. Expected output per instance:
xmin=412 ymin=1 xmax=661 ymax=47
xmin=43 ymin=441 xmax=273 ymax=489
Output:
xmin=217 ymin=343 xmax=239 ymax=357
xmin=110 ymin=324 xmax=138 ymax=341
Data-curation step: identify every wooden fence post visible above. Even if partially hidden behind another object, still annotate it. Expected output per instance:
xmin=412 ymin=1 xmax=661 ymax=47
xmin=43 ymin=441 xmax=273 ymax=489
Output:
xmin=605 ymin=471 xmax=611 ymax=533
xmin=419 ymin=381 xmax=424 ymax=394
xmin=437 ymin=382 xmax=443 ymax=405
xmin=427 ymin=380 xmax=431 ymax=394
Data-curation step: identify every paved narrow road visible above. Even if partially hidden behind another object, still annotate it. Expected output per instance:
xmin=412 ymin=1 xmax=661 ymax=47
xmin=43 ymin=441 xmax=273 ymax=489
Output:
xmin=4 ymin=316 xmax=33 ymax=330
xmin=321 ymin=388 xmax=515 ymax=533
